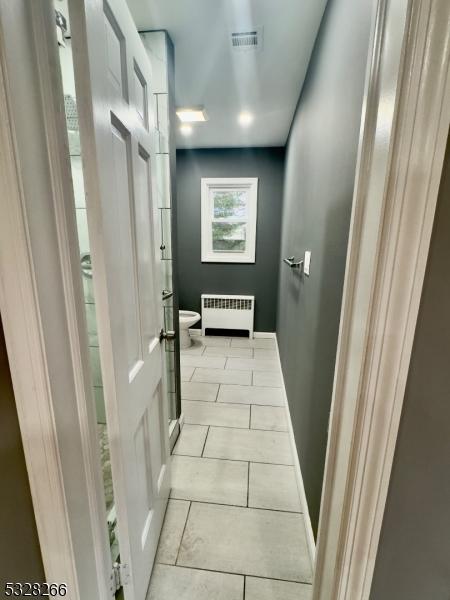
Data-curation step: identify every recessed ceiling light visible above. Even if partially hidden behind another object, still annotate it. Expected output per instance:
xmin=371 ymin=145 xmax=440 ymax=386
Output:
xmin=180 ymin=124 xmax=193 ymax=136
xmin=176 ymin=107 xmax=208 ymax=123
xmin=238 ymin=111 xmax=254 ymax=127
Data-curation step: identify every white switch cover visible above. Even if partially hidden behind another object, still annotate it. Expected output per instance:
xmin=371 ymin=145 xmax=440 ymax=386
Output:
xmin=304 ymin=251 xmax=311 ymax=276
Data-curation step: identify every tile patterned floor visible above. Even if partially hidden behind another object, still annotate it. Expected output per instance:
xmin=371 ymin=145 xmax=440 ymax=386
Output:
xmin=146 ymin=335 xmax=313 ymax=600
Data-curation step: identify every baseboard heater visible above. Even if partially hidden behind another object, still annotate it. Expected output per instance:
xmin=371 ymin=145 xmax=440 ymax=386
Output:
xmin=201 ymin=294 xmax=254 ymax=338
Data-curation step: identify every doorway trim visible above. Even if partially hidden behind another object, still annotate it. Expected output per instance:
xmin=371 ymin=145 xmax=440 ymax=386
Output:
xmin=313 ymin=0 xmax=450 ymax=599
xmin=0 ymin=1 xmax=112 ymax=598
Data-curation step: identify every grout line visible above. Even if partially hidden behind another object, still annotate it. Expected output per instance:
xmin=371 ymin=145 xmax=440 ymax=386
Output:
xmin=180 ymin=397 xmax=219 ymax=404
xmin=174 ymin=500 xmax=192 ymax=566
xmin=181 ymin=396 xmax=286 ymax=408
xmin=214 ymin=384 xmax=220 ymax=402
xmin=249 ymin=404 xmax=252 ymax=429
xmin=194 ymin=381 xmax=254 ymax=387
xmin=184 ymin=422 xmax=250 ymax=431
xmin=176 ymin=498 xmax=303 ymax=516
xmin=163 ymin=561 xmax=313 ymax=587
xmin=182 ymin=400 xmax=251 ymax=409
xmin=245 ymin=573 xmax=313 ymax=587
xmin=246 ymin=462 xmax=250 ymax=508
xmin=218 ymin=402 xmax=285 ymax=408
xmin=173 ymin=454 xmax=248 ymax=466
xmin=243 ymin=575 xmax=246 ymax=600
xmin=201 ymin=426 xmax=210 ymax=457
xmin=182 ymin=421 xmax=287 ymax=433
xmin=212 ymin=383 xmax=282 ymax=390
xmin=175 ymin=451 xmax=294 ymax=468
xmin=204 ymin=423 xmax=289 ymax=435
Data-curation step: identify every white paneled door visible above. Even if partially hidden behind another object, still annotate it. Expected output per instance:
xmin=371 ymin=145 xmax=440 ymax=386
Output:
xmin=70 ymin=0 xmax=170 ymax=598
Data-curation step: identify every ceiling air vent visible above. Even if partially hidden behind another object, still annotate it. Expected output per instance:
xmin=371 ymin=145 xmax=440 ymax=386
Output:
xmin=231 ymin=27 xmax=263 ymax=52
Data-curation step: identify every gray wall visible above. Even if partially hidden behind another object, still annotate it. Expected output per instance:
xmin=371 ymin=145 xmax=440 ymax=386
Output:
xmin=176 ymin=148 xmax=285 ymax=332
xmin=276 ymin=0 xmax=373 ymax=532
xmin=0 ymin=317 xmax=44 ymax=583
xmin=369 ymin=133 xmax=450 ymax=600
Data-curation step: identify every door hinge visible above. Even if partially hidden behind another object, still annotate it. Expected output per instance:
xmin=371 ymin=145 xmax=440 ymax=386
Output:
xmin=111 ymin=562 xmax=130 ymax=595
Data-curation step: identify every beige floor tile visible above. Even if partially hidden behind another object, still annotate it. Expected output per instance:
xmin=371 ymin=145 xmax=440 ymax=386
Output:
xmin=253 ymin=370 xmax=283 ymax=387
xmin=251 ymin=405 xmax=288 ymax=431
xmin=204 ymin=346 xmax=253 ymax=358
xmin=218 ymin=384 xmax=284 ymax=406
xmin=183 ymin=400 xmax=250 ymax=428
xmin=147 ymin=564 xmax=243 ymax=600
xmin=226 ymin=357 xmax=279 ymax=372
xmin=192 ymin=367 xmax=252 ymax=385
xmin=199 ymin=336 xmax=232 ymax=347
xmin=178 ymin=503 xmax=312 ymax=582
xmin=171 ymin=455 xmax=248 ymax=506
xmin=248 ymin=463 xmax=301 ymax=512
xmin=253 ymin=348 xmax=278 ymax=359
xmin=181 ymin=366 xmax=195 ymax=381
xmin=155 ymin=499 xmax=190 ymax=565
xmin=231 ymin=337 xmax=276 ymax=349
xmin=245 ymin=577 xmax=312 ymax=600
xmin=181 ymin=355 xmax=226 ymax=369
xmin=181 ymin=381 xmax=219 ymax=402
xmin=173 ymin=424 xmax=208 ymax=457
xmin=180 ymin=342 xmax=205 ymax=355
xmin=204 ymin=427 xmax=292 ymax=464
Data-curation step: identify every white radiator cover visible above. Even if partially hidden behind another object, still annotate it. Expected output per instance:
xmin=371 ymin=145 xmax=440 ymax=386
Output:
xmin=201 ymin=294 xmax=254 ymax=338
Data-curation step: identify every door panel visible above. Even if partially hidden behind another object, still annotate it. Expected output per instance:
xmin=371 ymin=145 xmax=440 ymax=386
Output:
xmin=70 ymin=0 xmax=170 ymax=598
xmin=135 ymin=147 xmax=158 ymax=348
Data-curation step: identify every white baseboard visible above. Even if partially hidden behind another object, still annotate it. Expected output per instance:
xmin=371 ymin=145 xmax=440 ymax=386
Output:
xmin=188 ymin=328 xmax=276 ymax=339
xmin=274 ymin=334 xmax=316 ymax=566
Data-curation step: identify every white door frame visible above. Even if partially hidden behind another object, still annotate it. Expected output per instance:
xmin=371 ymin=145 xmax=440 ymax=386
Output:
xmin=0 ymin=1 xmax=449 ymax=600
xmin=313 ymin=0 xmax=450 ymax=598
xmin=0 ymin=1 xmax=112 ymax=598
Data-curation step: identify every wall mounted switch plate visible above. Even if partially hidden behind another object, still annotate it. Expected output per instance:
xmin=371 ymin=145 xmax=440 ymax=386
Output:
xmin=304 ymin=251 xmax=311 ymax=276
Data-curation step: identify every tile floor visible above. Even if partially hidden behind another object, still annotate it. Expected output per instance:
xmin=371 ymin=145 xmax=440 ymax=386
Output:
xmin=146 ymin=335 xmax=313 ymax=600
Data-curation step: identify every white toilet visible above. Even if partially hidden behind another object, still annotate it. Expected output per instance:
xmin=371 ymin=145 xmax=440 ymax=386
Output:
xmin=179 ymin=310 xmax=201 ymax=349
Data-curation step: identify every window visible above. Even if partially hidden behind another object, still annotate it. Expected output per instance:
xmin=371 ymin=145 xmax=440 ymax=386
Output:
xmin=201 ymin=178 xmax=258 ymax=263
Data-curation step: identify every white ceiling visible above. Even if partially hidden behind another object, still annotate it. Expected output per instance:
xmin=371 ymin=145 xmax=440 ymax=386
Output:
xmin=126 ymin=0 xmax=327 ymax=149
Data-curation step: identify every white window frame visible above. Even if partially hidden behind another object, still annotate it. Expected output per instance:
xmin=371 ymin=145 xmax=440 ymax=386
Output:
xmin=201 ymin=177 xmax=258 ymax=263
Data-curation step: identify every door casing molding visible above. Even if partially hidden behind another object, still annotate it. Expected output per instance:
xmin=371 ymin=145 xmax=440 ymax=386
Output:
xmin=0 ymin=1 xmax=111 ymax=598
xmin=313 ymin=0 xmax=450 ymax=598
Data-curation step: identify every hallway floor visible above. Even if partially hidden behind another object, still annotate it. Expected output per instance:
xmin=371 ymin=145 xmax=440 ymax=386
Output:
xmin=146 ymin=335 xmax=313 ymax=600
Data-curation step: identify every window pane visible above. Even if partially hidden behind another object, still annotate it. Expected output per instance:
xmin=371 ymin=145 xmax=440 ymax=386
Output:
xmin=213 ymin=190 xmax=247 ymax=218
xmin=212 ymin=222 xmax=246 ymax=252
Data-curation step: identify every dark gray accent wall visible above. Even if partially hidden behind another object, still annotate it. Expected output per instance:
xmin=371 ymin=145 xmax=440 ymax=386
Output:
xmin=276 ymin=0 xmax=373 ymax=533
xmin=369 ymin=133 xmax=450 ymax=600
xmin=0 ymin=317 xmax=44 ymax=583
xmin=176 ymin=148 xmax=285 ymax=332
